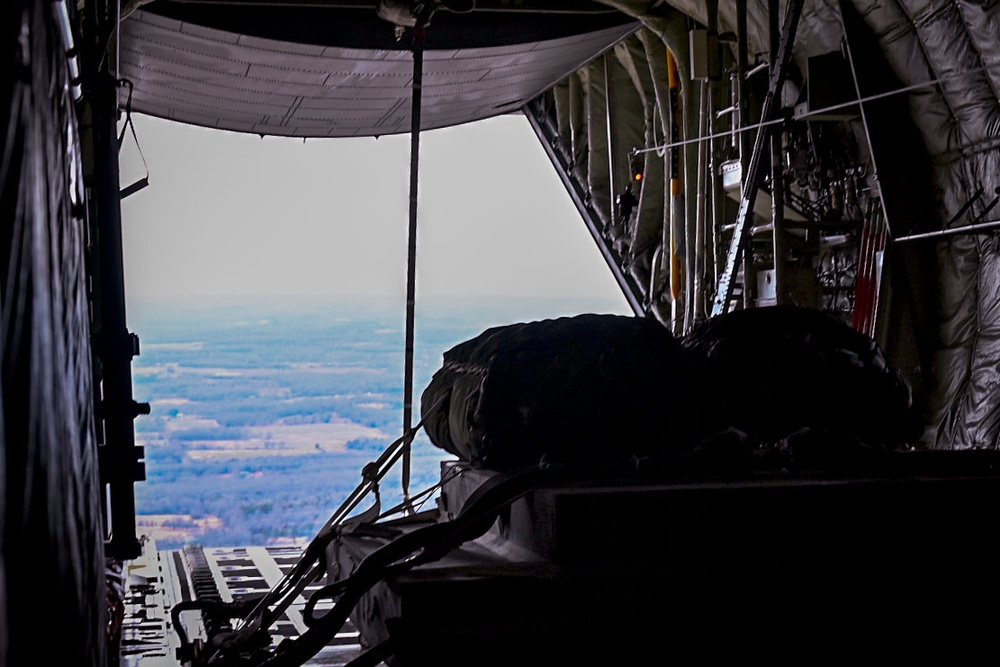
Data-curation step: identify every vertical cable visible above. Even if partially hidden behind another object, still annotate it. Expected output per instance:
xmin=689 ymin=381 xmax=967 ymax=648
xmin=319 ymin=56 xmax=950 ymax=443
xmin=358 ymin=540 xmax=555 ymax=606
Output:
xmin=736 ymin=0 xmax=751 ymax=311
xmin=838 ymin=1 xmax=894 ymax=338
xmin=401 ymin=21 xmax=425 ymax=510
xmin=115 ymin=0 xmax=121 ymax=77
xmin=769 ymin=0 xmax=786 ymax=306
xmin=692 ymin=79 xmax=708 ymax=326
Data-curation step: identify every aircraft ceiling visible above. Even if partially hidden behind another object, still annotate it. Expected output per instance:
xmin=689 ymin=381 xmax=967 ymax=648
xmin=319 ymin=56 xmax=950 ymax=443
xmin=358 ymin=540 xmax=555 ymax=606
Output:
xmin=118 ymin=2 xmax=638 ymax=137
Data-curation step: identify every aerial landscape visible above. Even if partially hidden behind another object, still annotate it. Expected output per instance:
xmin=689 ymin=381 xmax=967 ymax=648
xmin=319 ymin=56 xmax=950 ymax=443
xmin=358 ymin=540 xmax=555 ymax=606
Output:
xmin=130 ymin=294 xmax=630 ymax=549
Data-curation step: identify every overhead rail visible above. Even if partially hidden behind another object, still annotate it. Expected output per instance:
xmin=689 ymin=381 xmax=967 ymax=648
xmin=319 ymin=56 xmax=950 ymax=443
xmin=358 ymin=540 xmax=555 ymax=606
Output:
xmin=631 ymin=71 xmax=981 ymax=159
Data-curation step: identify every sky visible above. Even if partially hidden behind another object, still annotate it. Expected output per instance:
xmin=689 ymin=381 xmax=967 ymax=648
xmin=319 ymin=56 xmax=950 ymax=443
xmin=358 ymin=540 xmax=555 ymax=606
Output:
xmin=118 ymin=112 xmax=631 ymax=310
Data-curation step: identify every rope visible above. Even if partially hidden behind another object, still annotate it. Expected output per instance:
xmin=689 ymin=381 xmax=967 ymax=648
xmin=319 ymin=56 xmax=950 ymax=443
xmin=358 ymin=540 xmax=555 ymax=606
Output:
xmin=401 ymin=18 xmax=428 ymax=514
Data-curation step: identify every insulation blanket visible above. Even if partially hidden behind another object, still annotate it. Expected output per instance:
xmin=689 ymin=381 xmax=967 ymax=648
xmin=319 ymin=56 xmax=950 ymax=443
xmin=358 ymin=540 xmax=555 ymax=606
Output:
xmin=420 ymin=314 xmax=710 ymax=471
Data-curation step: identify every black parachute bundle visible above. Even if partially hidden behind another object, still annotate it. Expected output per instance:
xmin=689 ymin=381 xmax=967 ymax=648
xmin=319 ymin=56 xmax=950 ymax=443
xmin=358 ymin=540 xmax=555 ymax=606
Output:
xmin=421 ymin=306 xmax=922 ymax=472
xmin=682 ymin=305 xmax=923 ymax=449
xmin=420 ymin=313 xmax=712 ymax=471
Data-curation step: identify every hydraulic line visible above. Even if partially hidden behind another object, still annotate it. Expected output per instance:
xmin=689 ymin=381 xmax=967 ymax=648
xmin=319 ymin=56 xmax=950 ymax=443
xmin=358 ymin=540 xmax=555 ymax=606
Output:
xmin=666 ymin=48 xmax=684 ymax=331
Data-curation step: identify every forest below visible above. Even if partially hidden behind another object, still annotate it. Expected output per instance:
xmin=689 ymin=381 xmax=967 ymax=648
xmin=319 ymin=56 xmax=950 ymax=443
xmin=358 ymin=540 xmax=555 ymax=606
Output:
xmin=129 ymin=295 xmax=627 ymax=548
